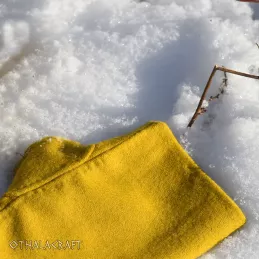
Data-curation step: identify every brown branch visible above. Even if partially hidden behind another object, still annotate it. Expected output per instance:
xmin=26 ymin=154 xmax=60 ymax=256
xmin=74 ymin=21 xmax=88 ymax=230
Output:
xmin=187 ymin=65 xmax=259 ymax=128
xmin=217 ymin=66 xmax=259 ymax=80
xmin=187 ymin=65 xmax=217 ymax=128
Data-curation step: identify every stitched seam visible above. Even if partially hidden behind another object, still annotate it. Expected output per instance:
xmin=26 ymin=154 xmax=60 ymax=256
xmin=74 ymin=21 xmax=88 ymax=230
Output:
xmin=15 ymin=143 xmax=96 ymax=190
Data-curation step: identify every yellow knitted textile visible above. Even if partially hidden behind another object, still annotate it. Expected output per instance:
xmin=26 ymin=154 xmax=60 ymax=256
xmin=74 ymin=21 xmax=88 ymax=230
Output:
xmin=0 ymin=121 xmax=246 ymax=259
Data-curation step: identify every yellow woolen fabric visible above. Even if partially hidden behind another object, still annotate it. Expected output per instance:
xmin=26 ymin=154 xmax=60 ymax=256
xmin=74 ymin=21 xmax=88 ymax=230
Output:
xmin=0 ymin=121 xmax=246 ymax=259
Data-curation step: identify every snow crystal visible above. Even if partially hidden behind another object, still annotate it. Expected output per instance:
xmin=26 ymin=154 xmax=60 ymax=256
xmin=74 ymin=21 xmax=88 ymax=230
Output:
xmin=0 ymin=0 xmax=259 ymax=258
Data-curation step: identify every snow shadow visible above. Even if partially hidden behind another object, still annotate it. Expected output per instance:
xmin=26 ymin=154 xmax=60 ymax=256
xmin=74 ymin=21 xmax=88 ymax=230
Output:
xmin=134 ymin=19 xmax=218 ymax=123
xmin=250 ymin=3 xmax=259 ymax=20
xmin=85 ymin=19 xmax=220 ymax=144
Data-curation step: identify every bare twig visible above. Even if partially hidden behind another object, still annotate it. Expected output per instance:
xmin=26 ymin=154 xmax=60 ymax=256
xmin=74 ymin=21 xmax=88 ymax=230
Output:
xmin=187 ymin=65 xmax=217 ymax=128
xmin=187 ymin=65 xmax=259 ymax=128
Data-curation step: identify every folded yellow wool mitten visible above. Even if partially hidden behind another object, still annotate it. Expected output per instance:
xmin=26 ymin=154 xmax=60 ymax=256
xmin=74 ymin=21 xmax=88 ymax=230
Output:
xmin=0 ymin=121 xmax=246 ymax=259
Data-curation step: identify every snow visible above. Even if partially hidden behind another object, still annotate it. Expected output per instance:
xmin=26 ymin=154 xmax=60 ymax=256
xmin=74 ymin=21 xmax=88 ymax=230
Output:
xmin=0 ymin=0 xmax=259 ymax=257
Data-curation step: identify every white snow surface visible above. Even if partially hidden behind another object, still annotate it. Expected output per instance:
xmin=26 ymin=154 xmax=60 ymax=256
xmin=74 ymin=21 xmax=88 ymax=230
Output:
xmin=1 ymin=0 xmax=259 ymax=258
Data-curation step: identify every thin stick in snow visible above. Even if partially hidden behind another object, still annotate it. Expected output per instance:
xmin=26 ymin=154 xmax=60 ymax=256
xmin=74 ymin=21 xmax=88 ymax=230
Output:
xmin=187 ymin=65 xmax=259 ymax=128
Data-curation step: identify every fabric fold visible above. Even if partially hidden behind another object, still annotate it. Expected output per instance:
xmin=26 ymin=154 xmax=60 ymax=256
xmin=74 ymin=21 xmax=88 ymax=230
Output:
xmin=0 ymin=121 xmax=246 ymax=259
